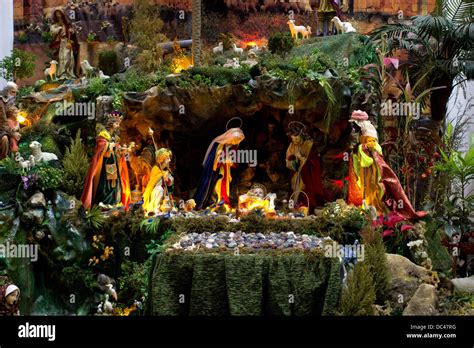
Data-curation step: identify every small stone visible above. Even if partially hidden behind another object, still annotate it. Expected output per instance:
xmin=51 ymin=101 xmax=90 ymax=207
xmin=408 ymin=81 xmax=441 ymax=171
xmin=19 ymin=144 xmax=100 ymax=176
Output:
xmin=22 ymin=208 xmax=44 ymax=225
xmin=205 ymin=243 xmax=214 ymax=249
xmin=403 ymin=284 xmax=438 ymax=316
xmin=451 ymin=276 xmax=474 ymax=294
xmin=27 ymin=192 xmax=46 ymax=208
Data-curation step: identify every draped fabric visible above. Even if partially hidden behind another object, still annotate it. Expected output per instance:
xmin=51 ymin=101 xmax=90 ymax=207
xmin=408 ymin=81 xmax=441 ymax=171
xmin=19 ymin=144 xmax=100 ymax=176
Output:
xmin=286 ymin=139 xmax=325 ymax=212
xmin=81 ymin=131 xmax=130 ymax=210
xmin=348 ymin=144 xmax=427 ymax=220
xmin=150 ymin=253 xmax=342 ymax=316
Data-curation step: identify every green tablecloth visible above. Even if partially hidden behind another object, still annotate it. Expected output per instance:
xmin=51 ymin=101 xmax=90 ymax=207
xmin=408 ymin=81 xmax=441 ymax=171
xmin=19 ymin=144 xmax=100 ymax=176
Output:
xmin=149 ymin=252 xmax=342 ymax=316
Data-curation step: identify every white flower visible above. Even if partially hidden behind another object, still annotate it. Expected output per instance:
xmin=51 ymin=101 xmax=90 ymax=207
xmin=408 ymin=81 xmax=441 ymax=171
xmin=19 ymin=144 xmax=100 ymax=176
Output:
xmin=407 ymin=239 xmax=423 ymax=248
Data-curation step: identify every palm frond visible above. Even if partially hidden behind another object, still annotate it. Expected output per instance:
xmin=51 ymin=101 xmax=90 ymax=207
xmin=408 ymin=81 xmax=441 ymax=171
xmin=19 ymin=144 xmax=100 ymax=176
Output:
xmin=442 ymin=0 xmax=474 ymax=26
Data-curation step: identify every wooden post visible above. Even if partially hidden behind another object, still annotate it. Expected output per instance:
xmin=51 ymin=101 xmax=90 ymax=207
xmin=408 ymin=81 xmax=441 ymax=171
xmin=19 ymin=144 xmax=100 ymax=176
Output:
xmin=192 ymin=0 xmax=201 ymax=67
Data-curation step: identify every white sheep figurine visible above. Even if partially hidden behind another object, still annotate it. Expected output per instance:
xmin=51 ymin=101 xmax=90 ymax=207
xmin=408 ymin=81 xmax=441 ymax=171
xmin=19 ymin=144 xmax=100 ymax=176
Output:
xmin=15 ymin=153 xmax=35 ymax=171
xmin=232 ymin=43 xmax=243 ymax=55
xmin=331 ymin=16 xmax=357 ymax=34
xmin=98 ymin=70 xmax=110 ymax=80
xmin=29 ymin=141 xmax=58 ymax=163
xmin=44 ymin=60 xmax=58 ymax=81
xmin=81 ymin=60 xmax=96 ymax=79
xmin=213 ymin=42 xmax=224 ymax=54
xmin=223 ymin=58 xmax=241 ymax=69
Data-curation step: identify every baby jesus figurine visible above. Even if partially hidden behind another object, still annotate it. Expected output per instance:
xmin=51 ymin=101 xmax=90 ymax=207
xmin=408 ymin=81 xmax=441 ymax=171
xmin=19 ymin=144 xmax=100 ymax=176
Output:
xmin=142 ymin=148 xmax=175 ymax=215
xmin=238 ymin=184 xmax=276 ymax=216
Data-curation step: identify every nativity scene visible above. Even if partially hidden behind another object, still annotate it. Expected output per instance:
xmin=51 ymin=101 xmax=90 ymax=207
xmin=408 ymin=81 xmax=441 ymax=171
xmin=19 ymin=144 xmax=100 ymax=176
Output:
xmin=0 ymin=0 xmax=472 ymax=322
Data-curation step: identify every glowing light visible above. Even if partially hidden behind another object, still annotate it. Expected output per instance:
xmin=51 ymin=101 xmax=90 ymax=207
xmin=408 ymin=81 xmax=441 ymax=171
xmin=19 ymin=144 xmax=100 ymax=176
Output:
xmin=17 ymin=111 xmax=30 ymax=126
xmin=172 ymin=56 xmax=193 ymax=73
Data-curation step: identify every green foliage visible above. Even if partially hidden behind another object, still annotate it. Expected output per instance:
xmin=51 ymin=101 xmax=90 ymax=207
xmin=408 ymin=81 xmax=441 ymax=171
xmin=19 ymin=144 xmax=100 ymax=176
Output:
xmin=0 ymin=48 xmax=36 ymax=81
xmin=85 ymin=77 xmax=108 ymax=100
xmin=18 ymin=32 xmax=29 ymax=43
xmin=98 ymin=50 xmax=119 ymax=76
xmin=339 ymin=262 xmax=376 ymax=315
xmin=146 ymin=228 xmax=174 ymax=255
xmin=62 ymin=130 xmax=89 ymax=198
xmin=40 ymin=136 xmax=61 ymax=158
xmin=17 ymin=85 xmax=35 ymax=99
xmin=30 ymin=164 xmax=64 ymax=191
xmin=86 ymin=31 xmax=97 ymax=42
xmin=111 ymin=89 xmax=123 ymax=110
xmin=41 ymin=31 xmax=52 ymax=43
xmin=369 ymin=0 xmax=474 ymax=102
xmin=118 ymin=259 xmax=150 ymax=305
xmin=112 ymin=70 xmax=163 ymax=93
xmin=268 ymin=32 xmax=295 ymax=56
xmin=19 ymin=122 xmax=69 ymax=156
xmin=361 ymin=225 xmax=391 ymax=303
xmin=86 ymin=205 xmax=106 ymax=230
xmin=140 ymin=217 xmax=161 ymax=235
xmin=129 ymin=0 xmax=167 ymax=73
xmin=434 ymin=142 xmax=474 ymax=235
xmin=186 ymin=66 xmax=251 ymax=87
xmin=0 ymin=156 xmax=21 ymax=176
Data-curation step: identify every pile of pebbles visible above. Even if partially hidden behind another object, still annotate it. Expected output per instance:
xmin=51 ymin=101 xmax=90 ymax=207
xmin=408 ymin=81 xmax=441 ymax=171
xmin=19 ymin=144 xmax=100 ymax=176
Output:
xmin=169 ymin=231 xmax=332 ymax=251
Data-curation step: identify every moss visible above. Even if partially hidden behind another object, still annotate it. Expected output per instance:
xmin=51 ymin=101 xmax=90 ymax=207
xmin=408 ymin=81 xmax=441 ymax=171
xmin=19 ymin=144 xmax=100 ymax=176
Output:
xmin=186 ymin=66 xmax=251 ymax=87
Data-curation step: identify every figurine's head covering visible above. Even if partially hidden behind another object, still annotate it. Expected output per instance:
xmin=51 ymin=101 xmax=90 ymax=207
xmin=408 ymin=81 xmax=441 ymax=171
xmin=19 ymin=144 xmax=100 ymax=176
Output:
xmin=5 ymin=284 xmax=19 ymax=298
xmin=203 ymin=128 xmax=245 ymax=165
xmin=4 ymin=82 xmax=18 ymax=94
xmin=350 ymin=110 xmax=369 ymax=122
xmin=359 ymin=120 xmax=378 ymax=140
xmin=0 ymin=283 xmax=20 ymax=316
xmin=105 ymin=111 xmax=123 ymax=128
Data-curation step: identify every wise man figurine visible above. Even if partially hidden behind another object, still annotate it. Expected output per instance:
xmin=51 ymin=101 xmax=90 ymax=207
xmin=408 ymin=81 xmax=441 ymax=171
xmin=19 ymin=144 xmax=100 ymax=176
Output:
xmin=347 ymin=110 xmax=427 ymax=220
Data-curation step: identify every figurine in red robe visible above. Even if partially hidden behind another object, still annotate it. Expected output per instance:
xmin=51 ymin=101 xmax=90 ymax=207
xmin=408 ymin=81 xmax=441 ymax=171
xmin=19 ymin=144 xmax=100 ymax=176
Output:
xmin=348 ymin=110 xmax=427 ymax=220
xmin=285 ymin=122 xmax=326 ymax=213
xmin=81 ymin=113 xmax=131 ymax=210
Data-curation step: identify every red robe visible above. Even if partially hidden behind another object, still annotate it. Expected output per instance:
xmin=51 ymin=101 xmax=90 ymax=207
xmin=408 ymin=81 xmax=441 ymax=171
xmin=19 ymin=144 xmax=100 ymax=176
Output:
xmin=348 ymin=146 xmax=426 ymax=220
xmin=81 ymin=134 xmax=131 ymax=210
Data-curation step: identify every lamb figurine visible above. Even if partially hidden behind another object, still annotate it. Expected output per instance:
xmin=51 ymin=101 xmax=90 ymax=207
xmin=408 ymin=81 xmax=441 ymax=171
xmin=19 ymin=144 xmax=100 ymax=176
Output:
xmin=81 ymin=60 xmax=97 ymax=79
xmin=232 ymin=43 xmax=243 ymax=55
xmin=44 ymin=60 xmax=58 ymax=81
xmin=223 ymin=58 xmax=241 ymax=69
xmin=15 ymin=153 xmax=35 ymax=171
xmin=213 ymin=42 xmax=224 ymax=54
xmin=302 ymin=26 xmax=312 ymax=39
xmin=331 ymin=16 xmax=357 ymax=34
xmin=29 ymin=141 xmax=58 ymax=163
